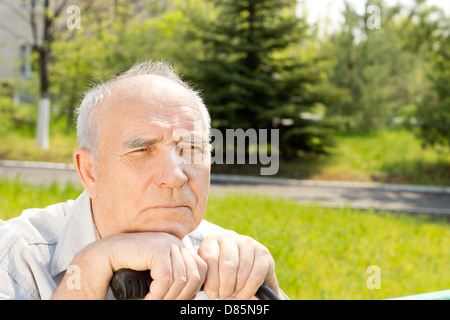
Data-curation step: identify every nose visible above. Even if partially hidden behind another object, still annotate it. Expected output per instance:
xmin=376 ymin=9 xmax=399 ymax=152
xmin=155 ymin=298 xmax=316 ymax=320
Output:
xmin=153 ymin=145 xmax=188 ymax=189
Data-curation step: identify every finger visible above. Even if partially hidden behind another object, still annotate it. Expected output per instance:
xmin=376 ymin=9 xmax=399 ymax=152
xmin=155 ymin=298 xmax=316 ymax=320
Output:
xmin=186 ymin=253 xmax=207 ymax=302
xmin=193 ymin=252 xmax=208 ymax=294
xmin=198 ymin=237 xmax=220 ymax=299
xmin=173 ymin=248 xmax=205 ymax=300
xmin=218 ymin=237 xmax=239 ymax=299
xmin=234 ymin=251 xmax=272 ymax=300
xmin=162 ymin=245 xmax=187 ymax=300
xmin=234 ymin=239 xmax=254 ymax=294
xmin=145 ymin=251 xmax=173 ymax=300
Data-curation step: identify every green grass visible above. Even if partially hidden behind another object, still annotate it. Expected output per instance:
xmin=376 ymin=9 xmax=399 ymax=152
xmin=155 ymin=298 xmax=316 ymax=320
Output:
xmin=1 ymin=179 xmax=449 ymax=300
xmin=0 ymin=130 xmax=76 ymax=163
xmin=206 ymin=193 xmax=450 ymax=300
xmin=0 ymin=113 xmax=76 ymax=163
xmin=320 ymin=130 xmax=450 ymax=185
xmin=0 ymin=96 xmax=77 ymax=163
xmin=0 ymin=178 xmax=82 ymax=221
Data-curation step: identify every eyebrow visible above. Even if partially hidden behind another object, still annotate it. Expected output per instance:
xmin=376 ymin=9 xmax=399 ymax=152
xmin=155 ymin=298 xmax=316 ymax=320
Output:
xmin=123 ymin=134 xmax=209 ymax=151
xmin=123 ymin=137 xmax=163 ymax=149
xmin=174 ymin=134 xmax=210 ymax=148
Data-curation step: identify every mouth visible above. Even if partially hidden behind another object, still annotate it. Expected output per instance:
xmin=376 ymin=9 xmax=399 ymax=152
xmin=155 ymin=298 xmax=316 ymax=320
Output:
xmin=135 ymin=205 xmax=194 ymax=239
xmin=151 ymin=205 xmax=190 ymax=210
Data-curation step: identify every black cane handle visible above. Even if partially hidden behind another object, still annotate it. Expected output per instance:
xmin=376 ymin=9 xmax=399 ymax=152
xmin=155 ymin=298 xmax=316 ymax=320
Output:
xmin=110 ymin=269 xmax=280 ymax=300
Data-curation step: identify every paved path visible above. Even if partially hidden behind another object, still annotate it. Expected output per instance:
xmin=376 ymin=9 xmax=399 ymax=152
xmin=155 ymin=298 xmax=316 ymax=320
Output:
xmin=1 ymin=159 xmax=449 ymax=217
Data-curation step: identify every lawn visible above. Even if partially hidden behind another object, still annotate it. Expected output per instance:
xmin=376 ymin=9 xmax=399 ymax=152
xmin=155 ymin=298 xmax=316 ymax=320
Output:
xmin=0 ymin=178 xmax=82 ymax=221
xmin=0 ymin=116 xmax=76 ymax=163
xmin=206 ymin=193 xmax=450 ymax=300
xmin=1 ymin=179 xmax=449 ymax=300
xmin=318 ymin=130 xmax=450 ymax=185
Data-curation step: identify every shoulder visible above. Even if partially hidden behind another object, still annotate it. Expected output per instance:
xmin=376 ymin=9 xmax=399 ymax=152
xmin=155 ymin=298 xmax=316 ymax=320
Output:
xmin=0 ymin=194 xmax=85 ymax=299
xmin=4 ymin=198 xmax=77 ymax=247
xmin=0 ymin=221 xmax=42 ymax=299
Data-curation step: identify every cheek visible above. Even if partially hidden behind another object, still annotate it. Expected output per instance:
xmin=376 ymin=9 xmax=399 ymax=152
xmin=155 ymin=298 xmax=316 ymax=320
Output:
xmin=187 ymin=164 xmax=210 ymax=215
xmin=96 ymin=161 xmax=146 ymax=213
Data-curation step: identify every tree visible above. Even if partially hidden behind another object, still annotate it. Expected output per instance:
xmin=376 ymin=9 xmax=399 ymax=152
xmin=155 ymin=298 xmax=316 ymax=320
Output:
xmin=50 ymin=0 xmax=177 ymax=129
xmin=324 ymin=0 xmax=361 ymax=128
xmin=1 ymin=0 xmax=80 ymax=149
xmin=413 ymin=7 xmax=450 ymax=147
xmin=182 ymin=0 xmax=337 ymax=157
xmin=325 ymin=0 xmax=425 ymax=131
xmin=30 ymin=0 xmax=78 ymax=149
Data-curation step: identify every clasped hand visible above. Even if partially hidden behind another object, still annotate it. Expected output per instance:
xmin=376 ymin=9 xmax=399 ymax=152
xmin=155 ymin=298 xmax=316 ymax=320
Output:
xmin=52 ymin=231 xmax=282 ymax=300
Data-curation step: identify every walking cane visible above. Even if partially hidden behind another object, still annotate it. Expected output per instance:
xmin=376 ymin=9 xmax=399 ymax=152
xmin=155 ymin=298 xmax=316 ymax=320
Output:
xmin=111 ymin=269 xmax=280 ymax=300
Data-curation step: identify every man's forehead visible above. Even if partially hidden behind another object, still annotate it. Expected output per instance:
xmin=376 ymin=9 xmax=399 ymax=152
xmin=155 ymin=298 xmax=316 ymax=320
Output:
xmin=97 ymin=74 xmax=204 ymax=124
xmin=101 ymin=75 xmax=200 ymax=115
xmin=111 ymin=74 xmax=193 ymax=101
xmin=116 ymin=103 xmax=207 ymax=147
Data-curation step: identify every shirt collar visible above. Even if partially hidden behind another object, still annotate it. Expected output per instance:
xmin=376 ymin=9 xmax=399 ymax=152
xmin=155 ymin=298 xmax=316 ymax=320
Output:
xmin=49 ymin=191 xmax=99 ymax=277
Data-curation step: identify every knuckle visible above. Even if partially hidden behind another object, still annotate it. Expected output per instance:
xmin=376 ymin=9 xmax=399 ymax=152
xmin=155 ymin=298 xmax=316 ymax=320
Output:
xmin=190 ymin=271 xmax=202 ymax=284
xmin=249 ymin=274 xmax=265 ymax=287
xmin=198 ymin=259 xmax=208 ymax=274
xmin=241 ymin=235 xmax=254 ymax=245
xmin=256 ymin=243 xmax=271 ymax=255
xmin=174 ymin=275 xmax=187 ymax=286
xmin=257 ymin=248 xmax=273 ymax=265
xmin=262 ymin=252 xmax=273 ymax=264
xmin=201 ymin=252 xmax=219 ymax=266
xmin=159 ymin=275 xmax=174 ymax=287
xmin=236 ymin=268 xmax=249 ymax=283
xmin=221 ymin=260 xmax=238 ymax=273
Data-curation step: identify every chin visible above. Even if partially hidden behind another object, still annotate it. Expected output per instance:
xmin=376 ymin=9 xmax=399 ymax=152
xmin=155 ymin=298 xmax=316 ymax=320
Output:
xmin=134 ymin=221 xmax=192 ymax=240
xmin=132 ymin=207 xmax=200 ymax=239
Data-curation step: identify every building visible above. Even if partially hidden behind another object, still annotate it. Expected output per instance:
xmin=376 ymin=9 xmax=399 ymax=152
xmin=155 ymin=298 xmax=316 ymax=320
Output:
xmin=0 ymin=1 xmax=35 ymax=84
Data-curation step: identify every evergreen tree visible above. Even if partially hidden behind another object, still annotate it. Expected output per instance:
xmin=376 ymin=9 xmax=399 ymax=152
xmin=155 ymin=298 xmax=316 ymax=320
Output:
xmin=416 ymin=23 xmax=450 ymax=147
xmin=402 ymin=0 xmax=450 ymax=147
xmin=183 ymin=0 xmax=337 ymax=157
xmin=326 ymin=0 xmax=425 ymax=131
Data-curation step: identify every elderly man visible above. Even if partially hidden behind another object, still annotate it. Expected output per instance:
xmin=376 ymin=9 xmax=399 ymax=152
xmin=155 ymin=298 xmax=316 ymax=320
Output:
xmin=0 ymin=61 xmax=285 ymax=300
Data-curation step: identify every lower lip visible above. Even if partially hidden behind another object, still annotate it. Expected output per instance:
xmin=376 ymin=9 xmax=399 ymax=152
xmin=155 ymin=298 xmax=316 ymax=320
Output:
xmin=152 ymin=206 xmax=189 ymax=210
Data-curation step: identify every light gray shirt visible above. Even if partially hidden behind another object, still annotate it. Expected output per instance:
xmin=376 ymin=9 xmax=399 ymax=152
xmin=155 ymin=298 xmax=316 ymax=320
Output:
xmin=0 ymin=191 xmax=225 ymax=300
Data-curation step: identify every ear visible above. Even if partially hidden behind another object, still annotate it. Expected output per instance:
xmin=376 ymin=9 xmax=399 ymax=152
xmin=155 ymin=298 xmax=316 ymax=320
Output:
xmin=73 ymin=148 xmax=98 ymax=199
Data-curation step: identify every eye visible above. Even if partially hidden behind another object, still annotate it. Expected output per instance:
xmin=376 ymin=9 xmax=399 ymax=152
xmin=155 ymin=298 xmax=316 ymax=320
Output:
xmin=191 ymin=145 xmax=202 ymax=150
xmin=127 ymin=147 xmax=153 ymax=157
xmin=178 ymin=144 xmax=203 ymax=157
xmin=188 ymin=144 xmax=203 ymax=153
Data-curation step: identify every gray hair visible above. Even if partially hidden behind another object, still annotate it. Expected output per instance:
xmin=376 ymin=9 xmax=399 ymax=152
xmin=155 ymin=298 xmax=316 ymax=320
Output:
xmin=75 ymin=60 xmax=211 ymax=160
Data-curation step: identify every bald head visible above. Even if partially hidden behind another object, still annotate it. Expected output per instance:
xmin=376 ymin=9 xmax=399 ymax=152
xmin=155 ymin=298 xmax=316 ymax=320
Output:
xmin=93 ymin=75 xmax=208 ymax=163
xmin=75 ymin=61 xmax=211 ymax=161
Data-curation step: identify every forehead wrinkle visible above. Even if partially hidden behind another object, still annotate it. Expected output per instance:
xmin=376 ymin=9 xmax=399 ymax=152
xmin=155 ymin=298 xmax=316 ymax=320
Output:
xmin=95 ymin=76 xmax=209 ymax=150
xmin=123 ymin=136 xmax=163 ymax=149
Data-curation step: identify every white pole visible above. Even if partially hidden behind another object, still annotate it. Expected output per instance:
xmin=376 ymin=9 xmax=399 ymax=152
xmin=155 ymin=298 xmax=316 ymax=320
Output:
xmin=36 ymin=97 xmax=50 ymax=150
